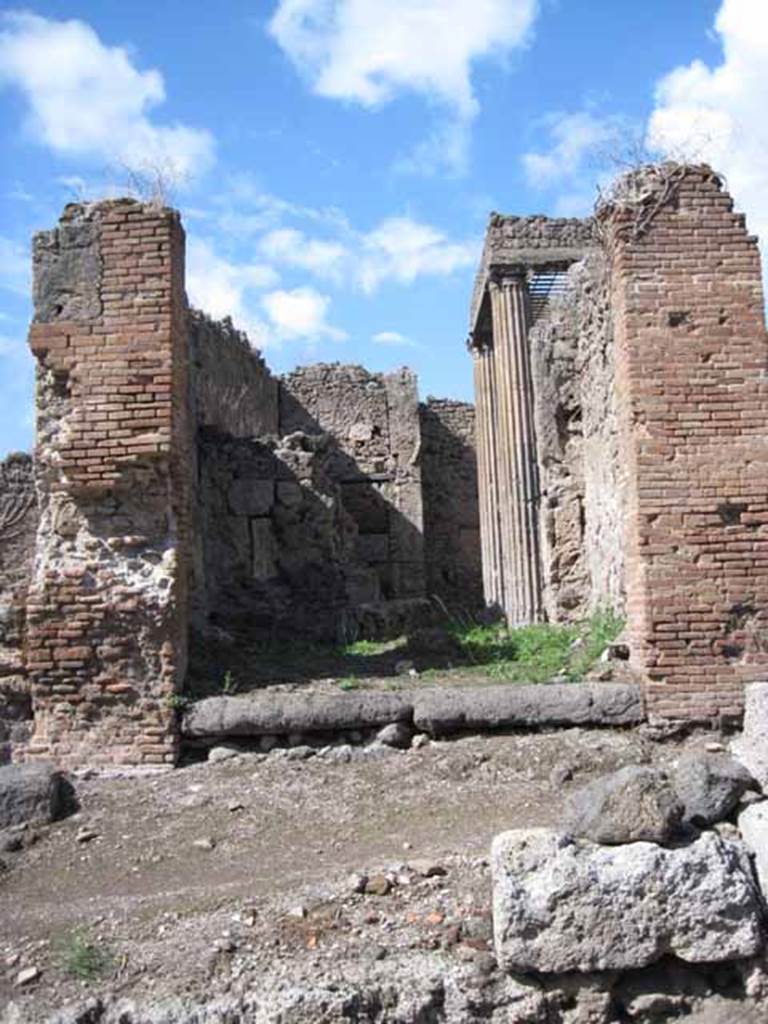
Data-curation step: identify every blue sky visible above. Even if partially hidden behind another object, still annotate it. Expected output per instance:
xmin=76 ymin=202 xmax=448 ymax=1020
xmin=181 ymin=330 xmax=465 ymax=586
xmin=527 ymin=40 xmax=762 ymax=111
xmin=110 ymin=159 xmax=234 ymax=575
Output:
xmin=1 ymin=0 xmax=766 ymax=457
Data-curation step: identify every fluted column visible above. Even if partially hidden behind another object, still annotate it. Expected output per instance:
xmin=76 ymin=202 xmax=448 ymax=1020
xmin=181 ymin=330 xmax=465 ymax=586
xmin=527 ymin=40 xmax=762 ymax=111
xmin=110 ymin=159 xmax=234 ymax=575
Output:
xmin=471 ymin=338 xmax=504 ymax=610
xmin=488 ymin=273 xmax=543 ymax=625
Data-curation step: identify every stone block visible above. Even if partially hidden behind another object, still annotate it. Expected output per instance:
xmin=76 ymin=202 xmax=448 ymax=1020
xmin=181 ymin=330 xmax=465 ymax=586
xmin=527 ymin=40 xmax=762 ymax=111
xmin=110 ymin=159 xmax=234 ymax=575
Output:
xmin=738 ymin=801 xmax=768 ymax=901
xmin=354 ymin=534 xmax=389 ymax=564
xmin=492 ymin=829 xmax=762 ymax=973
xmin=250 ymin=519 xmax=278 ymax=581
xmin=227 ymin=479 xmax=274 ymax=517
xmin=732 ymin=683 xmax=768 ymax=790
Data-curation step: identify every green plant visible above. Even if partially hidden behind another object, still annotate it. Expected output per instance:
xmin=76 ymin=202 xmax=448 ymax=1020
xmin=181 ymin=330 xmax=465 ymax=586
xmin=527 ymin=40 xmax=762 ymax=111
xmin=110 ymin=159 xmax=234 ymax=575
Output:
xmin=222 ymin=671 xmax=239 ymax=695
xmin=338 ymin=676 xmax=360 ymax=691
xmin=165 ymin=693 xmax=192 ymax=711
xmin=57 ymin=929 xmax=114 ymax=981
xmin=566 ymin=607 xmax=625 ymax=681
xmin=447 ymin=607 xmax=625 ymax=685
xmin=337 ymin=637 xmax=405 ymax=658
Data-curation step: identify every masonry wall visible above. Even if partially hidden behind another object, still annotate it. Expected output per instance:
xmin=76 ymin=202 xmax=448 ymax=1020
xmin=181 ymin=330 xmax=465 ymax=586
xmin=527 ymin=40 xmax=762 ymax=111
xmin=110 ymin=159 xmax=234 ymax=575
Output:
xmin=23 ymin=199 xmax=191 ymax=767
xmin=419 ymin=399 xmax=483 ymax=610
xmin=0 ymin=454 xmax=38 ymax=760
xmin=189 ymin=311 xmax=278 ymax=438
xmin=605 ymin=166 xmax=768 ymax=720
xmin=195 ymin=429 xmax=356 ymax=649
xmin=529 ymin=254 xmax=626 ymax=621
xmin=279 ymin=364 xmax=426 ymax=602
xmin=471 ymin=215 xmax=598 ymax=327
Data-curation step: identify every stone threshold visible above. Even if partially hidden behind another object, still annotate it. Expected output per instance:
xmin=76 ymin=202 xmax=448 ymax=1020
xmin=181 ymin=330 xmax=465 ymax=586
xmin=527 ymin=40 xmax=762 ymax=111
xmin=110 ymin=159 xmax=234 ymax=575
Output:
xmin=182 ymin=681 xmax=643 ymax=745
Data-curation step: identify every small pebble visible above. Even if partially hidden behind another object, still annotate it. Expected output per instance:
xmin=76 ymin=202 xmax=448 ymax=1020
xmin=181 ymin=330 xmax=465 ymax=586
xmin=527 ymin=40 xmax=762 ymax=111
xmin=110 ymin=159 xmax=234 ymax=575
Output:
xmin=193 ymin=837 xmax=216 ymax=851
xmin=365 ymin=874 xmax=391 ymax=896
xmin=15 ymin=966 xmax=40 ymax=987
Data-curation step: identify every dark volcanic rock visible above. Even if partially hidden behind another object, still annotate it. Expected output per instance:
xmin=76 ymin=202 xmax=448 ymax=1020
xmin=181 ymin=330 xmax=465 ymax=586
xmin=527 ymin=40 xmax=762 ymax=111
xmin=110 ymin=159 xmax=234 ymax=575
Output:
xmin=673 ymin=752 xmax=756 ymax=827
xmin=0 ymin=763 xmax=76 ymax=827
xmin=565 ymin=765 xmax=682 ymax=845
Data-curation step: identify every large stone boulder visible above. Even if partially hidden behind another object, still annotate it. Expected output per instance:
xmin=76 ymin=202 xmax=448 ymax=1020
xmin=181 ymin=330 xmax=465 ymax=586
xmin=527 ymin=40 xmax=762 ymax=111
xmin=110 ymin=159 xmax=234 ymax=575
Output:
xmin=732 ymin=683 xmax=768 ymax=790
xmin=739 ymin=801 xmax=768 ymax=901
xmin=0 ymin=763 xmax=75 ymax=827
xmin=673 ymin=752 xmax=755 ymax=826
xmin=491 ymin=829 xmax=762 ymax=974
xmin=565 ymin=766 xmax=682 ymax=845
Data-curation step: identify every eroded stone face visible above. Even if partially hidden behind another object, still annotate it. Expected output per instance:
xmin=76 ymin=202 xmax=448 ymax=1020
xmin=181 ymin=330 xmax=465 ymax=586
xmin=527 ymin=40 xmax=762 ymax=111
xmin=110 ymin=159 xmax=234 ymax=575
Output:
xmin=0 ymin=455 xmax=38 ymax=761
xmin=492 ymin=828 xmax=762 ymax=973
xmin=23 ymin=200 xmax=189 ymax=768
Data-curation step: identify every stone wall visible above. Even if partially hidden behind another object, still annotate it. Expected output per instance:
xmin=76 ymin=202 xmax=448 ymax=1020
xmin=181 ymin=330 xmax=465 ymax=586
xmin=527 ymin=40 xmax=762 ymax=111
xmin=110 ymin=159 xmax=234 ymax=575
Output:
xmin=529 ymin=254 xmax=625 ymax=621
xmin=419 ymin=399 xmax=483 ymax=610
xmin=23 ymin=199 xmax=191 ymax=767
xmin=195 ymin=428 xmax=356 ymax=646
xmin=604 ymin=165 xmax=768 ymax=721
xmin=577 ymin=256 xmax=626 ymax=615
xmin=0 ymin=454 xmax=38 ymax=760
xmin=189 ymin=310 xmax=278 ymax=438
xmin=279 ymin=365 xmax=426 ymax=601
xmin=7 ymin=203 xmax=482 ymax=767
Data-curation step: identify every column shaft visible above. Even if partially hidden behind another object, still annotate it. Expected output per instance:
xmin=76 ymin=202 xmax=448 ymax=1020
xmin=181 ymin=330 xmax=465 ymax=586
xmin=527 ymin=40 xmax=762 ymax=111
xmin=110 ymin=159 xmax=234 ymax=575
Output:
xmin=489 ymin=275 xmax=543 ymax=625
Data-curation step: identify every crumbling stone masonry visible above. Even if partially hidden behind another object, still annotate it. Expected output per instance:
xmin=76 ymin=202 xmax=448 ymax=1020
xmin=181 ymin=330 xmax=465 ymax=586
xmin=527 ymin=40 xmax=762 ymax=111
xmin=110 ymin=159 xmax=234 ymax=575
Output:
xmin=3 ymin=199 xmax=482 ymax=767
xmin=24 ymin=201 xmax=192 ymax=767
xmin=0 ymin=454 xmax=38 ymax=759
xmin=420 ymin=399 xmax=483 ymax=610
xmin=471 ymin=165 xmax=768 ymax=720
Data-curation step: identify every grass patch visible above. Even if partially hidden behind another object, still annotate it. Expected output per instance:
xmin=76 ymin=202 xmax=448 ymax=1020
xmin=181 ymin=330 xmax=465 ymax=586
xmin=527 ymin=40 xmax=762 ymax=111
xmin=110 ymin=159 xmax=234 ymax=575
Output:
xmin=338 ymin=676 xmax=361 ymax=691
xmin=452 ymin=607 xmax=624 ymax=684
xmin=338 ymin=638 xmax=399 ymax=657
xmin=57 ymin=928 xmax=114 ymax=981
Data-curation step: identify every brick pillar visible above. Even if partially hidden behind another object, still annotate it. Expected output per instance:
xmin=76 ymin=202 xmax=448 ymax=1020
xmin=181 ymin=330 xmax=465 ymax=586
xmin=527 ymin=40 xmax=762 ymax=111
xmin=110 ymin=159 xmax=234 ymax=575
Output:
xmin=605 ymin=165 xmax=768 ymax=721
xmin=23 ymin=199 xmax=191 ymax=767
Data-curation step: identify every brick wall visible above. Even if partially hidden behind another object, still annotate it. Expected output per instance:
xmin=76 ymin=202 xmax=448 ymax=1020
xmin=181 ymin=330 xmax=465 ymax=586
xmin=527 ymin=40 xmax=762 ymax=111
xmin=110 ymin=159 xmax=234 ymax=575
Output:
xmin=23 ymin=200 xmax=191 ymax=767
xmin=605 ymin=166 xmax=768 ymax=720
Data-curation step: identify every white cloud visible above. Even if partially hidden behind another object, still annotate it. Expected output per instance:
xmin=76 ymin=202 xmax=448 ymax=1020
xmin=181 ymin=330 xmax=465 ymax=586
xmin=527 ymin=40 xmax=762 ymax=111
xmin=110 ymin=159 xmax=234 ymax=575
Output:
xmin=647 ymin=0 xmax=768 ymax=258
xmin=261 ymin=286 xmax=346 ymax=341
xmin=358 ymin=217 xmax=476 ymax=293
xmin=258 ymin=217 xmax=476 ymax=292
xmin=0 ymin=12 xmax=214 ymax=179
xmin=186 ymin=237 xmax=277 ymax=346
xmin=372 ymin=330 xmax=418 ymax=347
xmin=187 ymin=238 xmax=345 ymax=346
xmin=268 ymin=0 xmax=538 ymax=173
xmin=259 ymin=227 xmax=348 ymax=280
xmin=522 ymin=111 xmax=630 ymax=188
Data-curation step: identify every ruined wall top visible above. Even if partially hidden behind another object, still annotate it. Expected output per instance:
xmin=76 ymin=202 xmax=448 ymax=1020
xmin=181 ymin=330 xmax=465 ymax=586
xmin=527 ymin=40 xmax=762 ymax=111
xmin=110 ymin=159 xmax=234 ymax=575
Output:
xmin=189 ymin=309 xmax=279 ymax=439
xmin=470 ymin=214 xmax=600 ymax=331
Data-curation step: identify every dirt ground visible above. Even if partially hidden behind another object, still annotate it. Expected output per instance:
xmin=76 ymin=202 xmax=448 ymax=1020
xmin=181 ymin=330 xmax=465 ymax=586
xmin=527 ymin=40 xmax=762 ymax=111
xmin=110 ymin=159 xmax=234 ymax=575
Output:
xmin=0 ymin=721 xmax=725 ymax=1020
